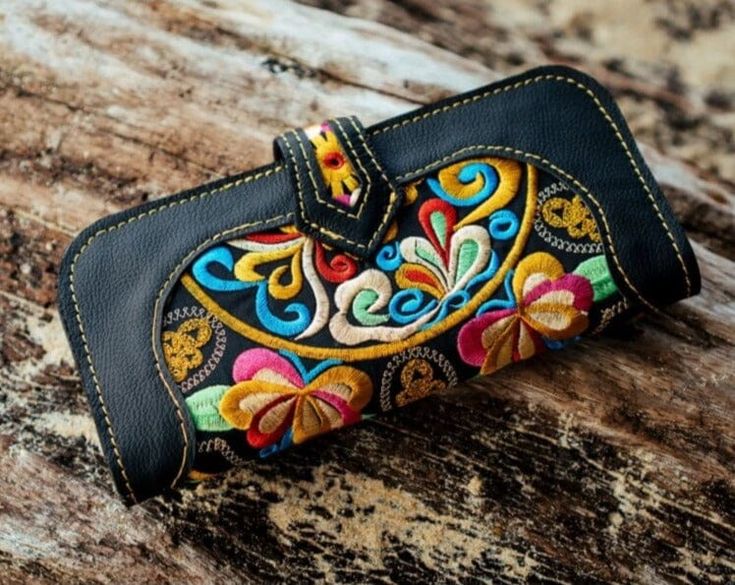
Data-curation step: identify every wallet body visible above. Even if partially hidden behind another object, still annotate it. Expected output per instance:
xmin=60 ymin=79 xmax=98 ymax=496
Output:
xmin=57 ymin=66 xmax=700 ymax=504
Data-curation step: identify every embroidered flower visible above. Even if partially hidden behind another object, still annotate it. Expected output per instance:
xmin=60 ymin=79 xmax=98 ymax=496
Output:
xmin=218 ymin=349 xmax=372 ymax=449
xmin=396 ymin=198 xmax=491 ymax=299
xmin=309 ymin=123 xmax=360 ymax=205
xmin=457 ymin=252 xmax=593 ymax=374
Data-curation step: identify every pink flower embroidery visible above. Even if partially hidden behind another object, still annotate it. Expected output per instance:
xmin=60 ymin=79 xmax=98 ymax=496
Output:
xmin=218 ymin=349 xmax=372 ymax=449
xmin=458 ymin=252 xmax=593 ymax=374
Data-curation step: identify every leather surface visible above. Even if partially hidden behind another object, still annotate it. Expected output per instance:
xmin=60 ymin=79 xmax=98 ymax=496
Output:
xmin=57 ymin=65 xmax=700 ymax=504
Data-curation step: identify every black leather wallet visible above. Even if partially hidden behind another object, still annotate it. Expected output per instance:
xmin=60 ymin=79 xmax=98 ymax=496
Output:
xmin=57 ymin=66 xmax=700 ymax=504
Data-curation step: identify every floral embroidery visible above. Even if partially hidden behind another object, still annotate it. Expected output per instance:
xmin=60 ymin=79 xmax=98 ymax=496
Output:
xmin=183 ymin=157 xmax=536 ymax=360
xmin=162 ymin=317 xmax=212 ymax=382
xmin=457 ymin=252 xmax=593 ymax=374
xmin=218 ymin=349 xmax=373 ymax=451
xmin=306 ymin=122 xmax=361 ymax=207
xmin=192 ymin=226 xmax=357 ymax=339
xmin=162 ymin=155 xmax=621 ymax=473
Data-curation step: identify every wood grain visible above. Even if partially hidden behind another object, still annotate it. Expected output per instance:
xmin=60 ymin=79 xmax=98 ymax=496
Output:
xmin=0 ymin=1 xmax=732 ymax=583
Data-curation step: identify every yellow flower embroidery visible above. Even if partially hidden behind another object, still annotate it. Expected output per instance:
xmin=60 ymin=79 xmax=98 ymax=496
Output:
xmin=309 ymin=124 xmax=361 ymax=204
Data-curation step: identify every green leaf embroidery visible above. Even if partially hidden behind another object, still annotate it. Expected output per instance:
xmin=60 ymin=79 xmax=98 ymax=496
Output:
xmin=185 ymin=385 xmax=233 ymax=432
xmin=574 ymin=255 xmax=618 ymax=302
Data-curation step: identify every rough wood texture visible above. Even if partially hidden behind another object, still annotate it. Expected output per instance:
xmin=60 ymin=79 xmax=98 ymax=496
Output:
xmin=0 ymin=1 xmax=733 ymax=583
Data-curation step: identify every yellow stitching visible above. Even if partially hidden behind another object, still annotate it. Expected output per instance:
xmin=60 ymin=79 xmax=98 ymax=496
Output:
xmin=331 ymin=119 xmax=374 ymax=215
xmin=347 ymin=116 xmax=395 ymax=194
xmin=74 ymin=72 xmax=690 ymax=500
xmin=373 ymin=74 xmax=691 ymax=295
xmin=398 ymin=144 xmax=655 ymax=311
xmin=292 ymin=130 xmax=369 ymax=219
xmin=69 ymin=165 xmax=283 ymax=501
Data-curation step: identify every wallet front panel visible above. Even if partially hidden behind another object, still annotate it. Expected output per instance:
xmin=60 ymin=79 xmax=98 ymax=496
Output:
xmin=57 ymin=66 xmax=700 ymax=503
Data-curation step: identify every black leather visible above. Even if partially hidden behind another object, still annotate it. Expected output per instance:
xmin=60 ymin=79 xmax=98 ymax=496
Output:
xmin=57 ymin=65 xmax=700 ymax=504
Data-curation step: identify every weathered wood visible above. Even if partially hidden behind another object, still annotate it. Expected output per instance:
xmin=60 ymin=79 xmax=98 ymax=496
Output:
xmin=0 ymin=0 xmax=733 ymax=583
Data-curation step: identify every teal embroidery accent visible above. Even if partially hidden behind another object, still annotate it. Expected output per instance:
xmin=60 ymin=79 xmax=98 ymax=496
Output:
xmin=476 ymin=269 xmax=516 ymax=314
xmin=193 ymin=247 xmax=249 ymax=292
xmin=277 ymin=349 xmax=340 ymax=383
xmin=389 ymin=289 xmax=438 ymax=324
xmin=488 ymin=209 xmax=520 ymax=240
xmin=376 ymin=242 xmax=402 ymax=271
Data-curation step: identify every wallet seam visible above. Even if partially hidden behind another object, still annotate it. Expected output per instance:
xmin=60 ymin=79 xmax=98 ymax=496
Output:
xmin=370 ymin=73 xmax=692 ymax=297
xmin=68 ymin=165 xmax=284 ymax=503
xmin=150 ymin=212 xmax=294 ymax=490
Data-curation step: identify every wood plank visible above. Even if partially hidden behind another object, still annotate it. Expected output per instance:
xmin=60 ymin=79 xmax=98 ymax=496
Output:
xmin=0 ymin=0 xmax=732 ymax=582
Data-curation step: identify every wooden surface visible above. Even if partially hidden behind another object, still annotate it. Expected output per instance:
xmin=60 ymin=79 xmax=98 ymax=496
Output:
xmin=0 ymin=1 xmax=733 ymax=583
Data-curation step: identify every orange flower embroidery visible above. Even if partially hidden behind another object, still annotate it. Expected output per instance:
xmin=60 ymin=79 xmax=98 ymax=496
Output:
xmin=219 ymin=349 xmax=372 ymax=449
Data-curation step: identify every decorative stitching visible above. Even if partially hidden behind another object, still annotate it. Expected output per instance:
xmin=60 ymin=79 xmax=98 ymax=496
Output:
xmin=375 ymin=74 xmax=691 ymax=296
xmin=73 ymin=73 xmax=689 ymax=500
xmin=198 ymin=437 xmax=249 ymax=467
xmin=534 ymin=181 xmax=604 ymax=254
xmin=68 ymin=165 xmax=283 ymax=501
xmin=379 ymin=346 xmax=458 ymax=411
xmin=150 ymin=213 xmax=292 ymax=476
xmin=592 ymin=298 xmax=630 ymax=334
xmin=179 ymin=164 xmax=537 ymax=361
xmin=162 ymin=306 xmax=227 ymax=393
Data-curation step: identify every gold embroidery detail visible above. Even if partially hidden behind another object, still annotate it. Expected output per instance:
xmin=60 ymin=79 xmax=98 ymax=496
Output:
xmin=541 ymin=195 xmax=601 ymax=242
xmin=395 ymin=358 xmax=447 ymax=407
xmin=162 ymin=318 xmax=213 ymax=382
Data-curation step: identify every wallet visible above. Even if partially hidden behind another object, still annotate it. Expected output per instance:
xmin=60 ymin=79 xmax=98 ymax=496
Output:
xmin=57 ymin=66 xmax=700 ymax=504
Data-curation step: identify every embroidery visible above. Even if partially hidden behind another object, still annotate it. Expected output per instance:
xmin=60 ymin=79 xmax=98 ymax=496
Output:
xmin=185 ymin=385 xmax=232 ymax=432
xmin=198 ymin=437 xmax=249 ymax=467
xmin=592 ymin=298 xmax=630 ymax=334
xmin=573 ymin=255 xmax=618 ymax=302
xmin=183 ymin=158 xmax=537 ymax=360
xmin=534 ymin=181 xmax=604 ymax=255
xmin=161 ymin=306 xmax=227 ymax=392
xmin=457 ymin=252 xmax=594 ymax=374
xmin=306 ymin=122 xmax=361 ymax=207
xmin=217 ymin=349 xmax=373 ymax=456
xmin=379 ymin=346 xmax=458 ymax=411
xmin=192 ymin=227 xmax=356 ymax=340
xmin=161 ymin=155 xmax=627 ymax=472
xmin=396 ymin=359 xmax=446 ymax=406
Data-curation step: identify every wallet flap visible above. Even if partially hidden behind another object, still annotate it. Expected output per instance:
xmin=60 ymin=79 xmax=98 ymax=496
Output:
xmin=274 ymin=116 xmax=401 ymax=259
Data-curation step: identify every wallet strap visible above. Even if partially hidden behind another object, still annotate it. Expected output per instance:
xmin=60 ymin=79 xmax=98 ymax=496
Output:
xmin=274 ymin=116 xmax=401 ymax=258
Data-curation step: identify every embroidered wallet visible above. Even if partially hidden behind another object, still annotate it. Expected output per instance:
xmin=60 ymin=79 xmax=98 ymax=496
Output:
xmin=57 ymin=66 xmax=700 ymax=504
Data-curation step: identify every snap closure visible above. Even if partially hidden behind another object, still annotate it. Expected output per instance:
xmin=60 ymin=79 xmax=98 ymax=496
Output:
xmin=274 ymin=116 xmax=401 ymax=259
